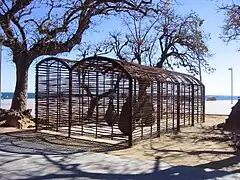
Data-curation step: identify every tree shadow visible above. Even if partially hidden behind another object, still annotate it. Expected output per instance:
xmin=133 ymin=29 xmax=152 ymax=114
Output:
xmin=0 ymin=130 xmax=127 ymax=155
xmin=14 ymin=154 xmax=238 ymax=180
xmin=0 ymin=130 xmax=239 ymax=180
xmin=197 ymin=155 xmax=240 ymax=170
xmin=141 ymin=140 xmax=240 ymax=171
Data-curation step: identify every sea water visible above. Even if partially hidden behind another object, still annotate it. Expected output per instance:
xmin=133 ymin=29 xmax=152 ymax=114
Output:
xmin=0 ymin=93 xmax=237 ymax=115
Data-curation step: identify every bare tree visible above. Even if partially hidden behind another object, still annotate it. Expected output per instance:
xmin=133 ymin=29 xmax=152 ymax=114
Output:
xmin=0 ymin=0 xmax=154 ymax=114
xmin=77 ymin=40 xmax=113 ymax=59
xmin=155 ymin=2 xmax=213 ymax=75
xmin=98 ymin=11 xmax=159 ymax=66
xmin=97 ymin=0 xmax=213 ymax=76
xmin=120 ymin=11 xmax=159 ymax=65
xmin=220 ymin=3 xmax=240 ymax=48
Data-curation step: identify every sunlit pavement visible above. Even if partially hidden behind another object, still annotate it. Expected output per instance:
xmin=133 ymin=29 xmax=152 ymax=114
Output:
xmin=0 ymin=134 xmax=239 ymax=180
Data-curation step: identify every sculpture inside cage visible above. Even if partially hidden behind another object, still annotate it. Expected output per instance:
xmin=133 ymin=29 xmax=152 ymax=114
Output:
xmin=104 ymin=99 xmax=119 ymax=126
xmin=141 ymin=96 xmax=156 ymax=126
xmin=118 ymin=97 xmax=136 ymax=136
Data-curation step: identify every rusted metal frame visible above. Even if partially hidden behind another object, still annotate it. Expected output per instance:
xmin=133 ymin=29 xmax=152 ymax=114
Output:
xmin=75 ymin=56 xmax=132 ymax=79
xmin=111 ymin=72 xmax=114 ymax=140
xmin=166 ymin=82 xmax=169 ymax=132
xmin=150 ymin=81 xmax=154 ymax=138
xmin=188 ymin=85 xmax=191 ymax=125
xmin=103 ymin=72 xmax=106 ymax=119
xmin=117 ymin=74 xmax=120 ymax=118
xmin=56 ymin=63 xmax=60 ymax=132
xmin=191 ymin=84 xmax=195 ymax=126
xmin=87 ymin=71 xmax=90 ymax=122
xmin=133 ymin=79 xmax=142 ymax=139
xmin=202 ymin=85 xmax=205 ymax=123
xmin=36 ymin=56 xmax=205 ymax=145
xmin=133 ymin=79 xmax=137 ymax=101
xmin=176 ymin=83 xmax=181 ymax=131
xmin=157 ymin=81 xmax=161 ymax=137
xmin=59 ymin=66 xmax=64 ymax=128
xmin=160 ymin=82 xmax=163 ymax=124
xmin=128 ymin=78 xmax=133 ymax=147
xmin=68 ymin=69 xmax=73 ymax=137
xmin=35 ymin=65 xmax=39 ymax=131
xmin=46 ymin=62 xmax=50 ymax=128
xmin=196 ymin=85 xmax=199 ymax=123
xmin=37 ymin=57 xmax=71 ymax=71
xmin=95 ymin=71 xmax=99 ymax=138
xmin=81 ymin=71 xmax=84 ymax=135
xmin=77 ymin=69 xmax=81 ymax=128
xmin=183 ymin=85 xmax=186 ymax=126
xmin=139 ymin=79 xmax=145 ymax=140
xmin=172 ymin=83 xmax=175 ymax=130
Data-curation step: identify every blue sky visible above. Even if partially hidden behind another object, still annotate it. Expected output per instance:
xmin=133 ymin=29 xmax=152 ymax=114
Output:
xmin=1 ymin=0 xmax=239 ymax=95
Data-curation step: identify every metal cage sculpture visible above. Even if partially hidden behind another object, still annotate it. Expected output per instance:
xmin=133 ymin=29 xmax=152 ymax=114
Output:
xmin=36 ymin=56 xmax=205 ymax=147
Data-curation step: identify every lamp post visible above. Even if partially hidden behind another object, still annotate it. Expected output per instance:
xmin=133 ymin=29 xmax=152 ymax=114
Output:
xmin=228 ymin=67 xmax=233 ymax=104
xmin=0 ymin=45 xmax=2 ymax=108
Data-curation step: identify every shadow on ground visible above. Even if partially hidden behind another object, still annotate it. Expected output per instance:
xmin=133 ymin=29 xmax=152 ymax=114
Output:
xmin=3 ymin=154 xmax=240 ymax=180
xmin=0 ymin=129 xmax=240 ymax=179
xmin=0 ymin=130 xmax=126 ymax=155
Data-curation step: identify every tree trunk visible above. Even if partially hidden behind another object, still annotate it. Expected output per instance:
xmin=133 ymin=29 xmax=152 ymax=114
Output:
xmin=156 ymin=56 xmax=165 ymax=68
xmin=10 ymin=60 xmax=30 ymax=112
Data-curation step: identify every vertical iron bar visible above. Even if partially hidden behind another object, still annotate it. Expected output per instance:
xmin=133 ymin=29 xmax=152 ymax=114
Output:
xmin=160 ymin=82 xmax=163 ymax=123
xmin=183 ymin=85 xmax=186 ymax=126
xmin=191 ymin=84 xmax=195 ymax=126
xmin=0 ymin=45 xmax=2 ymax=108
xmin=202 ymin=85 xmax=205 ymax=123
xmin=166 ymin=82 xmax=168 ymax=132
xmin=46 ymin=62 xmax=50 ymax=128
xmin=77 ymin=69 xmax=83 ymax=135
xmin=141 ymin=82 xmax=143 ymax=139
xmin=197 ymin=85 xmax=199 ymax=123
xmin=157 ymin=82 xmax=160 ymax=137
xmin=96 ymin=71 xmax=99 ymax=138
xmin=59 ymin=67 xmax=62 ymax=129
xmin=35 ymin=65 xmax=39 ymax=131
xmin=81 ymin=71 xmax=84 ymax=135
xmin=68 ymin=69 xmax=72 ymax=137
xmin=172 ymin=83 xmax=175 ymax=130
xmin=87 ymin=71 xmax=90 ymax=122
xmin=188 ymin=85 xmax=191 ymax=125
xmin=150 ymin=82 xmax=153 ymax=138
xmin=56 ymin=63 xmax=59 ymax=132
xmin=103 ymin=73 xmax=106 ymax=114
xmin=134 ymin=79 xmax=136 ymax=100
xmin=78 ymin=70 xmax=81 ymax=125
xmin=128 ymin=78 xmax=133 ymax=147
xmin=177 ymin=83 xmax=180 ymax=131
xmin=111 ymin=73 xmax=114 ymax=140
xmin=117 ymin=74 xmax=120 ymax=117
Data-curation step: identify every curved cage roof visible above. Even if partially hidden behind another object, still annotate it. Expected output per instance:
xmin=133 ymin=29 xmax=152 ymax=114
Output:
xmin=36 ymin=57 xmax=77 ymax=70
xmin=75 ymin=56 xmax=203 ymax=86
xmin=37 ymin=56 xmax=203 ymax=86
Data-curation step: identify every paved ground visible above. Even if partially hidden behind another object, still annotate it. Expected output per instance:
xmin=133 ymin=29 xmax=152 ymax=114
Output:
xmin=0 ymin=131 xmax=240 ymax=180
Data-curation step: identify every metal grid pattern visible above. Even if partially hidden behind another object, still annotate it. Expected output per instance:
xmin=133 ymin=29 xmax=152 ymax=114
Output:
xmin=36 ymin=56 xmax=205 ymax=147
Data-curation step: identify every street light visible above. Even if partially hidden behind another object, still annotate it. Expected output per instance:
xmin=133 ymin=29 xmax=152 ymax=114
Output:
xmin=0 ymin=45 xmax=2 ymax=108
xmin=228 ymin=67 xmax=233 ymax=104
